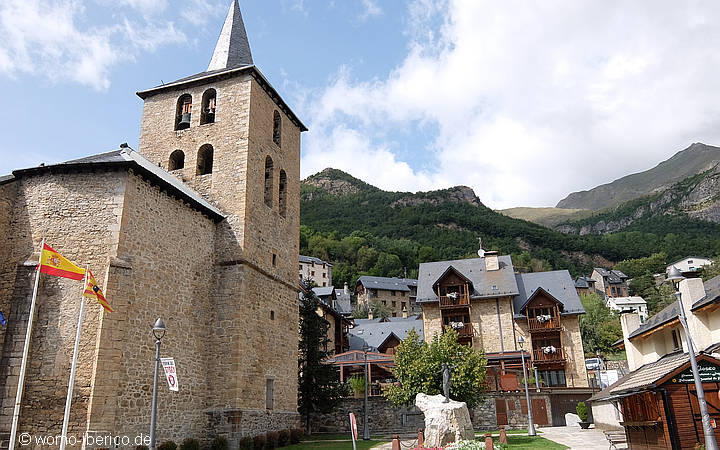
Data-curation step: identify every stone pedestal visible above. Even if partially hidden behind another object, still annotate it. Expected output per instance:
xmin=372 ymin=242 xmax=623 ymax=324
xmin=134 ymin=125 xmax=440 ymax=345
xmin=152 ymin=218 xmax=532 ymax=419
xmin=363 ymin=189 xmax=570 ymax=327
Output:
xmin=415 ymin=393 xmax=474 ymax=447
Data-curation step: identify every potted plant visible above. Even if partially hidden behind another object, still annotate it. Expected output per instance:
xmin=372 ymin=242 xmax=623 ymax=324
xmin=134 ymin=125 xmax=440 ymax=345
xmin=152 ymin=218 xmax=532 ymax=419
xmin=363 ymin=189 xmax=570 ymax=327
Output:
xmin=577 ymin=401 xmax=591 ymax=429
xmin=348 ymin=375 xmax=365 ymax=398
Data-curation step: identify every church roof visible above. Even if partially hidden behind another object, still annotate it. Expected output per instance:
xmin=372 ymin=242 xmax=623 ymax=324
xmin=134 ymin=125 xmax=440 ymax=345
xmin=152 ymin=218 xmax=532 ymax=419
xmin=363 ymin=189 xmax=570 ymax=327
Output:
xmin=9 ymin=149 xmax=225 ymax=222
xmin=207 ymin=0 xmax=253 ymax=71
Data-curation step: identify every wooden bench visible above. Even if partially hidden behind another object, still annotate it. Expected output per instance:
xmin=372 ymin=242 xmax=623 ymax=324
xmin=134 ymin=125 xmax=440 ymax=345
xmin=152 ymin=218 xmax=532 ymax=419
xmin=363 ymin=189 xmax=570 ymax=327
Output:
xmin=604 ymin=430 xmax=628 ymax=449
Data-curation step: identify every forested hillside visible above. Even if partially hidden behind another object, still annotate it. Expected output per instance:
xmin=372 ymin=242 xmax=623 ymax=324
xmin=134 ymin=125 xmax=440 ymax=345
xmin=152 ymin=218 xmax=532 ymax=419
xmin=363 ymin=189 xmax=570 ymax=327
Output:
xmin=299 ymin=169 xmax=720 ymax=289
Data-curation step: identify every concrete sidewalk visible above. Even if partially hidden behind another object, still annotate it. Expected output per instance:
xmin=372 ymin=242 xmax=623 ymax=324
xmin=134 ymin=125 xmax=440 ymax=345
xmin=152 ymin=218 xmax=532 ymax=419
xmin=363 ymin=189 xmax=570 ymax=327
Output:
xmin=540 ymin=425 xmax=626 ymax=449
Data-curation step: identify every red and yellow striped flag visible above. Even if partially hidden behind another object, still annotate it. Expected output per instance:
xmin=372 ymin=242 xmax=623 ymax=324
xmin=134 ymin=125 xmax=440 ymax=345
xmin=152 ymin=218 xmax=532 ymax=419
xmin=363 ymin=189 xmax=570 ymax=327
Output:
xmin=84 ymin=270 xmax=113 ymax=313
xmin=39 ymin=244 xmax=85 ymax=280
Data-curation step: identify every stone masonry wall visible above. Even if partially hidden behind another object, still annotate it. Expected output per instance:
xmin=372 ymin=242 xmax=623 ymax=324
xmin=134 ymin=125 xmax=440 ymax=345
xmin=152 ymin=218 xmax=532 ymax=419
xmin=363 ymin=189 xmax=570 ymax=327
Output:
xmin=0 ymin=181 xmax=18 ymax=375
xmin=471 ymin=297 xmax=517 ymax=354
xmin=85 ymin=171 xmax=217 ymax=445
xmin=0 ymin=171 xmax=127 ymax=444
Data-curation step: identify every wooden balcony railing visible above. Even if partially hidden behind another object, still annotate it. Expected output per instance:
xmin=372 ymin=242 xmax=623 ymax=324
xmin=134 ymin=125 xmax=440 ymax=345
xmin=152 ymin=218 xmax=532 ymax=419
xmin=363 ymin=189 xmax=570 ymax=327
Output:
xmin=528 ymin=316 xmax=561 ymax=331
xmin=439 ymin=294 xmax=470 ymax=308
xmin=443 ymin=323 xmax=474 ymax=338
xmin=533 ymin=348 xmax=565 ymax=362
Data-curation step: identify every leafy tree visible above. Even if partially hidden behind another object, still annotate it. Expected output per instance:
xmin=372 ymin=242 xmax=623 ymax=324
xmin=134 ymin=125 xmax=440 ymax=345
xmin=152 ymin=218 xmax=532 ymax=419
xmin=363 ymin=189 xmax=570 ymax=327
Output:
xmin=579 ymin=293 xmax=623 ymax=355
xmin=615 ymin=252 xmax=667 ymax=278
xmin=298 ymin=281 xmax=346 ymax=433
xmin=352 ymin=299 xmax=391 ymax=320
xmin=384 ymin=329 xmax=487 ymax=408
xmin=702 ymin=258 xmax=720 ymax=281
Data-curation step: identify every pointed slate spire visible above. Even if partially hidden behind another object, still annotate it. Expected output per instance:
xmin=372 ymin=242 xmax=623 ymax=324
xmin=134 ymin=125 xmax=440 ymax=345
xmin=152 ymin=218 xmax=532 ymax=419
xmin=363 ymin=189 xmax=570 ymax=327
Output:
xmin=207 ymin=0 xmax=253 ymax=71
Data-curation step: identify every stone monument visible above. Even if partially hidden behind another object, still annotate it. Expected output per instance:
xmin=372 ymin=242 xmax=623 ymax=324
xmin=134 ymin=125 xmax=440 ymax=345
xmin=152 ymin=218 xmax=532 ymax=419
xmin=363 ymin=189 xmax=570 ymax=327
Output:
xmin=415 ymin=393 xmax=474 ymax=447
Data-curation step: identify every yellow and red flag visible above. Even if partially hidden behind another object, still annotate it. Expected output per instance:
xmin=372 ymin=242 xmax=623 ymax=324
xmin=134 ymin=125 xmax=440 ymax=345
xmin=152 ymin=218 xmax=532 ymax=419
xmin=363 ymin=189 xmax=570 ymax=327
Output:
xmin=39 ymin=244 xmax=85 ymax=280
xmin=84 ymin=270 xmax=113 ymax=313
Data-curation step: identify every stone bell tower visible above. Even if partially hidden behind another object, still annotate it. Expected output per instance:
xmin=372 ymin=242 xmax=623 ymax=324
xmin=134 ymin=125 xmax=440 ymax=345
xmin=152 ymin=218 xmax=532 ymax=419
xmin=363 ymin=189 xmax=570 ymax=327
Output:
xmin=135 ymin=0 xmax=306 ymax=439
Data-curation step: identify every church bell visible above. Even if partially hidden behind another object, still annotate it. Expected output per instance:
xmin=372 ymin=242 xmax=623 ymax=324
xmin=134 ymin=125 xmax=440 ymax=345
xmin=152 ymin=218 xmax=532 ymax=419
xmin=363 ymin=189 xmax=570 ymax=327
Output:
xmin=178 ymin=113 xmax=191 ymax=129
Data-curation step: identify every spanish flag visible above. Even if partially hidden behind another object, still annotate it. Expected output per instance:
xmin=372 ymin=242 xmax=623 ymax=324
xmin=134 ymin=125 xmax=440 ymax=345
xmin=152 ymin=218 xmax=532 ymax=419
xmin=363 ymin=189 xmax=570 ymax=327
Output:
xmin=38 ymin=244 xmax=85 ymax=280
xmin=84 ymin=270 xmax=113 ymax=313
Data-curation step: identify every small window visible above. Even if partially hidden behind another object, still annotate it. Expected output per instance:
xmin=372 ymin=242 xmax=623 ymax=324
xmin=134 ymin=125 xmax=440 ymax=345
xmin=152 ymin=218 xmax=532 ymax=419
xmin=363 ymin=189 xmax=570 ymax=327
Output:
xmin=278 ymin=169 xmax=287 ymax=217
xmin=270 ymin=311 xmax=275 ymax=320
xmin=273 ymin=110 xmax=281 ymax=147
xmin=401 ymin=292 xmax=405 ymax=297
xmin=299 ymin=265 xmax=302 ymax=270
xmin=272 ymin=253 xmax=277 ymax=266
xmin=322 ymin=282 xmax=326 ymax=287
xmin=175 ymin=94 xmax=192 ymax=130
xmin=168 ymin=150 xmax=185 ymax=170
xmin=382 ymin=300 xmax=387 ymax=306
xmin=196 ymin=144 xmax=214 ymax=175
xmin=264 ymin=156 xmax=274 ymax=208
xmin=402 ymin=302 xmax=406 ymax=309
xmin=672 ymin=329 xmax=681 ymax=350
xmin=392 ymin=312 xmax=397 ymax=317
xmin=200 ymin=88 xmax=217 ymax=125
xmin=266 ymin=378 xmax=274 ymax=410
xmin=322 ymin=273 xmax=326 ymax=278
xmin=392 ymin=301 xmax=396 ymax=308
xmin=311 ymin=271 xmax=315 ymax=276
xmin=688 ymin=260 xmax=694 ymax=264
xmin=391 ymin=291 xmax=396 ymax=296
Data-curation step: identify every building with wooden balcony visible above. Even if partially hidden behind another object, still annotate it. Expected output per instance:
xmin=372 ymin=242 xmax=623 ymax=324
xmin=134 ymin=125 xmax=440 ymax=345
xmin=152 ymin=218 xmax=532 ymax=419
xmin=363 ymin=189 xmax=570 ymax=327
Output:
xmin=417 ymin=253 xmax=589 ymax=390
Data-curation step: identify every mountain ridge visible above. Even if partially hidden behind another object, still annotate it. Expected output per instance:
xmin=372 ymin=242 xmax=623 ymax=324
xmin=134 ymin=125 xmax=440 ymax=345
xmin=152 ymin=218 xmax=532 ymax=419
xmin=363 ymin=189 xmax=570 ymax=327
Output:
xmin=556 ymin=142 xmax=720 ymax=210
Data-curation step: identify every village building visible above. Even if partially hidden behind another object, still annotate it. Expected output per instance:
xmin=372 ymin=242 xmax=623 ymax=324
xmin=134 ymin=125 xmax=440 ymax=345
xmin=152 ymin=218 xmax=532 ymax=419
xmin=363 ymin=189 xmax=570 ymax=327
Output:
xmin=606 ymin=296 xmax=648 ymax=321
xmin=417 ymin=252 xmax=590 ymax=427
xmin=355 ymin=276 xmax=419 ymax=317
xmin=667 ymin=256 xmax=713 ymax=278
xmin=299 ymin=255 xmax=332 ymax=286
xmin=300 ymin=286 xmax=352 ymax=356
xmin=0 ymin=1 xmax=303 ymax=446
xmin=573 ymin=276 xmax=597 ymax=297
xmin=589 ymin=275 xmax=720 ymax=447
xmin=590 ymin=267 xmax=630 ymax=298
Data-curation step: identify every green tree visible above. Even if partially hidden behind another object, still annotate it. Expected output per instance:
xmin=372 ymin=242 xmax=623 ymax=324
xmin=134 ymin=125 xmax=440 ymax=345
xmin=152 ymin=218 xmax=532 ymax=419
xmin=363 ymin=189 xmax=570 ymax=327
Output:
xmin=384 ymin=329 xmax=487 ymax=408
xmin=298 ymin=281 xmax=346 ymax=433
xmin=702 ymin=258 xmax=720 ymax=281
xmin=615 ymin=252 xmax=667 ymax=278
xmin=579 ymin=293 xmax=623 ymax=354
xmin=352 ymin=299 xmax=391 ymax=320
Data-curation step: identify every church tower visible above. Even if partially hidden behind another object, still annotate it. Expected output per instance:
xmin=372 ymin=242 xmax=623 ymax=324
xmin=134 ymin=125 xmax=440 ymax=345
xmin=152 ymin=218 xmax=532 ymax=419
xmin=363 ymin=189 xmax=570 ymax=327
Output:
xmin=136 ymin=0 xmax=306 ymax=439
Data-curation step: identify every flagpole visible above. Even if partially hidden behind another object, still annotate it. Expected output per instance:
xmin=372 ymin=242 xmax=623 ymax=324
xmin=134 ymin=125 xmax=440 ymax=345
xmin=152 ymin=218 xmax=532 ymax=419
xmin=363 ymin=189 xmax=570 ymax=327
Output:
xmin=59 ymin=265 xmax=88 ymax=450
xmin=8 ymin=238 xmax=44 ymax=450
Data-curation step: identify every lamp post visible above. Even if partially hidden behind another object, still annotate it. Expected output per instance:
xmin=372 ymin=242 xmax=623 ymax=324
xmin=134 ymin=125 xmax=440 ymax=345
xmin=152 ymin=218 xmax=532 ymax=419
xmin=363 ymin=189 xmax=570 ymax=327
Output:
xmin=362 ymin=343 xmax=370 ymax=440
xmin=667 ymin=267 xmax=718 ymax=450
xmin=518 ymin=336 xmax=536 ymax=436
xmin=149 ymin=318 xmax=166 ymax=450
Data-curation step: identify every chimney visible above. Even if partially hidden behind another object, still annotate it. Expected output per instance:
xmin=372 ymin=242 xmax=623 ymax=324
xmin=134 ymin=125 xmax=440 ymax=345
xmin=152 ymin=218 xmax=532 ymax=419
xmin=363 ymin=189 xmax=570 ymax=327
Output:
xmin=368 ymin=310 xmax=374 ymax=320
xmin=620 ymin=312 xmax=642 ymax=371
xmin=402 ymin=306 xmax=408 ymax=319
xmin=679 ymin=278 xmax=711 ymax=350
xmin=344 ymin=282 xmax=350 ymax=295
xmin=485 ymin=251 xmax=499 ymax=271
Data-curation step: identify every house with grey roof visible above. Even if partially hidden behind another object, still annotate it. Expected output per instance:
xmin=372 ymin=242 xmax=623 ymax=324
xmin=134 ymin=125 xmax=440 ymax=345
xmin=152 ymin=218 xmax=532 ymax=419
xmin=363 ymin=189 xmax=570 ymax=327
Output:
xmin=348 ymin=316 xmax=424 ymax=354
xmin=590 ymin=267 xmax=629 ymax=298
xmin=299 ymin=254 xmax=333 ymax=286
xmin=666 ymin=256 xmax=713 ymax=276
xmin=418 ymin=251 xmax=589 ymax=393
xmin=356 ymin=275 xmax=419 ymax=317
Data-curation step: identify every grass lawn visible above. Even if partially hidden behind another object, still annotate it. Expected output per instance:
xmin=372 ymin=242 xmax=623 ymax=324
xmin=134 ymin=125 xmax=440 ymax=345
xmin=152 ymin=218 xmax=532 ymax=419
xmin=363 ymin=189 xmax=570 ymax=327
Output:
xmin=303 ymin=434 xmax=385 ymax=440
xmin=503 ymin=435 xmax=568 ymax=449
xmin=474 ymin=429 xmax=542 ymax=436
xmin=282 ymin=440 xmax=387 ymax=449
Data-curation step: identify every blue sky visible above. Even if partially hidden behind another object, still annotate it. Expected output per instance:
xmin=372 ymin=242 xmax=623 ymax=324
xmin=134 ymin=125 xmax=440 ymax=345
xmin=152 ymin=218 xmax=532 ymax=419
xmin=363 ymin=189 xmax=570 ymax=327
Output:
xmin=3 ymin=1 xmax=720 ymax=208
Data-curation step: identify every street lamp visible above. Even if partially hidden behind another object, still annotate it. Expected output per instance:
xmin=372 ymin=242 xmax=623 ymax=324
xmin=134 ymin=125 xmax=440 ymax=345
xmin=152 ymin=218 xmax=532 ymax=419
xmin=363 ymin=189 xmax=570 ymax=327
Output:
xmin=362 ymin=343 xmax=370 ymax=440
xmin=518 ymin=336 xmax=536 ymax=436
xmin=149 ymin=318 xmax=166 ymax=450
xmin=667 ymin=267 xmax=718 ymax=450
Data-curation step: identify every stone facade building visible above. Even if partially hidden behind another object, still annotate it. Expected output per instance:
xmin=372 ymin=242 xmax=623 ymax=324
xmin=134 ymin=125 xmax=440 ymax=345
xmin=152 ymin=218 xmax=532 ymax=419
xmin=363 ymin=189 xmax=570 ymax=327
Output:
xmin=417 ymin=252 xmax=590 ymax=426
xmin=355 ymin=276 xmax=419 ymax=317
xmin=299 ymin=255 xmax=332 ymax=287
xmin=0 ymin=1 xmax=304 ymax=447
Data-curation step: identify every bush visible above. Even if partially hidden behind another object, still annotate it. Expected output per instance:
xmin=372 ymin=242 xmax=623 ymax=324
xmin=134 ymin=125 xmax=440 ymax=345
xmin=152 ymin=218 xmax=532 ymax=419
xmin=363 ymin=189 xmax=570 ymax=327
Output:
xmin=290 ymin=429 xmax=302 ymax=444
xmin=238 ymin=437 xmax=253 ymax=450
xmin=252 ymin=435 xmax=266 ymax=450
xmin=278 ymin=430 xmax=291 ymax=446
xmin=179 ymin=438 xmax=200 ymax=450
xmin=209 ymin=436 xmax=228 ymax=450
xmin=576 ymin=401 xmax=589 ymax=422
xmin=158 ymin=442 xmax=177 ymax=450
xmin=266 ymin=432 xmax=279 ymax=449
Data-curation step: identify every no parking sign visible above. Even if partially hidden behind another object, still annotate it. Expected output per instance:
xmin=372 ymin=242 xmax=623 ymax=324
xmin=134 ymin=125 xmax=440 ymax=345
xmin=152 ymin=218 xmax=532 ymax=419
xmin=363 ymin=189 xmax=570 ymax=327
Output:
xmin=161 ymin=357 xmax=179 ymax=392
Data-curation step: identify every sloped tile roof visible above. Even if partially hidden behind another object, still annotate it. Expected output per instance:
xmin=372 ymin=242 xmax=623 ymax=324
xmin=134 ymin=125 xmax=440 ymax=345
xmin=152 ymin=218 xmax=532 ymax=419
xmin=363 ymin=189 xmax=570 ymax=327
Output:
xmin=349 ymin=316 xmax=424 ymax=351
xmin=514 ymin=270 xmax=585 ymax=316
xmin=358 ymin=276 xmax=414 ymax=292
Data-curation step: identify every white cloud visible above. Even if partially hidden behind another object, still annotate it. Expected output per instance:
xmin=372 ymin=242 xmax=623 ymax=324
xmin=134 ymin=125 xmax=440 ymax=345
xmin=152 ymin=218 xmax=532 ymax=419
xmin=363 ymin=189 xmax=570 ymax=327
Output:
xmin=359 ymin=0 xmax=382 ymax=20
xmin=301 ymin=0 xmax=720 ymax=208
xmin=0 ymin=0 xmax=187 ymax=91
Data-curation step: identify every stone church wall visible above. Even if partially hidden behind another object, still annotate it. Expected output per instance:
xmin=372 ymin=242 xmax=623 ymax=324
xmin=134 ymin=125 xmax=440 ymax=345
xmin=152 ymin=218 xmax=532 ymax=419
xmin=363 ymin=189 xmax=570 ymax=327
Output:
xmin=86 ymin=172 xmax=217 ymax=444
xmin=0 ymin=171 xmax=127 ymax=441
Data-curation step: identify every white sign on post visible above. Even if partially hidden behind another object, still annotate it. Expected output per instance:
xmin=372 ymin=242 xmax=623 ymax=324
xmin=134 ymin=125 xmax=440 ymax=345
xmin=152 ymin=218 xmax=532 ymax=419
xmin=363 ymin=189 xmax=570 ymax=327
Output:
xmin=161 ymin=357 xmax=179 ymax=392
